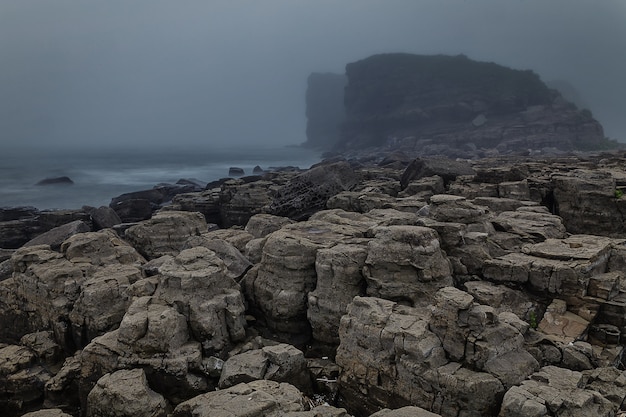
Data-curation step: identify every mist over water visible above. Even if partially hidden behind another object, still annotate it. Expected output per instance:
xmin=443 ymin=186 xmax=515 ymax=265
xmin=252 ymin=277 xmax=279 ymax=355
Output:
xmin=0 ymin=145 xmax=321 ymax=210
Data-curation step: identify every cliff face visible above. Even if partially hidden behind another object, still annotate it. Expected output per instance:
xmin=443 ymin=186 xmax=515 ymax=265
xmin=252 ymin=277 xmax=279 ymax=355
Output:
xmin=303 ymin=72 xmax=347 ymax=149
xmin=330 ymin=53 xmax=607 ymax=154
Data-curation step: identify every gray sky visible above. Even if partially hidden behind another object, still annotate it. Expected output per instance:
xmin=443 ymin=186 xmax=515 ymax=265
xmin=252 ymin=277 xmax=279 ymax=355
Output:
xmin=1 ymin=0 xmax=625 ymax=150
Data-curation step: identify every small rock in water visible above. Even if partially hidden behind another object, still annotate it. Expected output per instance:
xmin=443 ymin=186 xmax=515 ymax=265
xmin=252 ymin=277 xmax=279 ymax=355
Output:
xmin=252 ymin=165 xmax=265 ymax=174
xmin=229 ymin=167 xmax=245 ymax=177
xmin=36 ymin=176 xmax=74 ymax=186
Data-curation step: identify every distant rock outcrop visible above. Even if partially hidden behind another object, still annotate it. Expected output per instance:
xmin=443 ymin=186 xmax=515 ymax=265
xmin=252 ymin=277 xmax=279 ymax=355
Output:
xmin=303 ymin=72 xmax=347 ymax=149
xmin=307 ymin=53 xmax=614 ymax=155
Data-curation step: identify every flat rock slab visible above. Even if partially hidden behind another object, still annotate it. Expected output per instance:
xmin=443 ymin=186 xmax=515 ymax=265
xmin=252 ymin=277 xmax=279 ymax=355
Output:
xmin=522 ymin=235 xmax=621 ymax=261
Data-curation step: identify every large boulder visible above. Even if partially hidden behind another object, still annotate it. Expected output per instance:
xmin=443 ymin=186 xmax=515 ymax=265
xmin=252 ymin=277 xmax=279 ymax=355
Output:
xmin=244 ymin=214 xmax=373 ymax=342
xmin=1 ymin=229 xmax=145 ymax=349
xmin=124 ymin=211 xmax=207 ymax=259
xmin=171 ymin=380 xmax=308 ymax=417
xmin=498 ymin=366 xmax=624 ymax=417
xmin=265 ymin=161 xmax=361 ymax=220
xmin=86 ymin=368 xmax=169 ymax=417
xmin=336 ymin=296 xmax=506 ymax=417
xmin=363 ymin=225 xmax=453 ymax=307
xmin=400 ymin=158 xmax=475 ymax=189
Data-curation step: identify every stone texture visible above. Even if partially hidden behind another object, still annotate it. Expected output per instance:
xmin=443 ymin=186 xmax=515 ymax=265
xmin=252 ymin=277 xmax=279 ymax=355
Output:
xmin=23 ymin=220 xmax=92 ymax=251
xmin=124 ymin=211 xmax=207 ymax=259
xmin=265 ymin=161 xmax=361 ymax=220
xmin=400 ymin=158 xmax=475 ymax=189
xmin=335 ymin=296 xmax=506 ymax=417
xmin=1 ymin=229 xmax=145 ymax=350
xmin=172 ymin=380 xmax=307 ymax=417
xmin=308 ymin=244 xmax=368 ymax=345
xmin=498 ymin=366 xmax=622 ymax=417
xmin=86 ymin=368 xmax=169 ymax=417
xmin=364 ymin=226 xmax=453 ymax=307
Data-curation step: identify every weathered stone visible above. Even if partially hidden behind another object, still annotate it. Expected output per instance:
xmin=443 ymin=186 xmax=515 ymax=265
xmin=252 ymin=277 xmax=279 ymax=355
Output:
xmin=498 ymin=366 xmax=619 ymax=417
xmin=21 ymin=410 xmax=73 ymax=417
xmin=428 ymin=194 xmax=488 ymax=224
xmin=86 ymin=368 xmax=169 ymax=417
xmin=155 ymin=247 xmax=247 ymax=355
xmin=244 ymin=213 xmax=294 ymax=238
xmin=364 ymin=226 xmax=452 ymax=307
xmin=552 ymin=169 xmax=626 ymax=236
xmin=308 ymin=244 xmax=368 ymax=345
xmin=246 ymin=216 xmax=370 ymax=340
xmin=400 ymin=158 xmax=475 ymax=190
xmin=182 ymin=236 xmax=252 ymax=280
xmin=172 ymin=380 xmax=307 ymax=417
xmin=23 ymin=220 xmax=92 ymax=251
xmin=492 ymin=209 xmax=567 ymax=242
xmin=83 ymin=206 xmax=123 ymax=230
xmin=265 ymin=161 xmax=361 ymax=220
xmin=371 ymin=407 xmax=441 ymax=417
xmin=220 ymin=179 xmax=274 ymax=227
xmin=124 ymin=211 xmax=207 ymax=259
xmin=336 ymin=296 xmax=504 ymax=417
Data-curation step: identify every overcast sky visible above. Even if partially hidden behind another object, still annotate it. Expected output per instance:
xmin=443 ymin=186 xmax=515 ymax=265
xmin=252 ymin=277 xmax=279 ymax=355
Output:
xmin=1 ymin=0 xmax=625 ymax=150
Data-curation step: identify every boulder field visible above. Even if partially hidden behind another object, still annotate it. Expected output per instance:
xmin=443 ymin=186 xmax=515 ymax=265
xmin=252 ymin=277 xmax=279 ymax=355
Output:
xmin=3 ymin=151 xmax=626 ymax=416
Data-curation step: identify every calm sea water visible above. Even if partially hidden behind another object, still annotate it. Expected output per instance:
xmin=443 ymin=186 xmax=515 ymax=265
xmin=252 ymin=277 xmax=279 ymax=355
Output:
xmin=0 ymin=146 xmax=321 ymax=210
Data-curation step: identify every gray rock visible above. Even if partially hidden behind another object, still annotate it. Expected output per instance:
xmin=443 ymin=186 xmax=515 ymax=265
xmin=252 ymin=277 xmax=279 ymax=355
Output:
xmin=400 ymin=158 xmax=475 ymax=189
xmin=23 ymin=220 xmax=91 ymax=251
xmin=498 ymin=366 xmax=620 ymax=417
xmin=21 ymin=410 xmax=73 ymax=417
xmin=244 ymin=213 xmax=294 ymax=238
xmin=308 ymin=244 xmax=367 ymax=345
xmin=172 ymin=380 xmax=307 ymax=417
xmin=86 ymin=368 xmax=169 ymax=417
xmin=364 ymin=225 xmax=453 ymax=307
xmin=125 ymin=211 xmax=207 ymax=259
xmin=265 ymin=161 xmax=361 ymax=220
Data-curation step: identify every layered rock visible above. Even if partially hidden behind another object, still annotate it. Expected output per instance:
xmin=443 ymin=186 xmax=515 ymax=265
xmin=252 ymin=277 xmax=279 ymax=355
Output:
xmin=124 ymin=211 xmax=207 ymax=259
xmin=335 ymin=293 xmax=523 ymax=417
xmin=0 ymin=229 xmax=145 ymax=350
xmin=264 ymin=161 xmax=361 ymax=220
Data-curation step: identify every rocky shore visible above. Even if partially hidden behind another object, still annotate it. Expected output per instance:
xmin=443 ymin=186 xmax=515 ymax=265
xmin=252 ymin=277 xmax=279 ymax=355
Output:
xmin=3 ymin=150 xmax=626 ymax=416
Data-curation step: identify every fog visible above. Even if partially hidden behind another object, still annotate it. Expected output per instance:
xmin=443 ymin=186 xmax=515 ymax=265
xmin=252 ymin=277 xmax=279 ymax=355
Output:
xmin=1 ymin=0 xmax=625 ymax=151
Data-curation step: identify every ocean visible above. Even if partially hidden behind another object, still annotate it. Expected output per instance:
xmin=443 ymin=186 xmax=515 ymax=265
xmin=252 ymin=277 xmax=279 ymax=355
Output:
xmin=0 ymin=145 xmax=322 ymax=210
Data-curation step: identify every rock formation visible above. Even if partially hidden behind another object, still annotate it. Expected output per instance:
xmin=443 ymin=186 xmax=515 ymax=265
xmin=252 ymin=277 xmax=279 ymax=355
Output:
xmin=4 ymin=150 xmax=626 ymax=416
xmin=304 ymin=72 xmax=347 ymax=149
xmin=306 ymin=53 xmax=617 ymax=156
